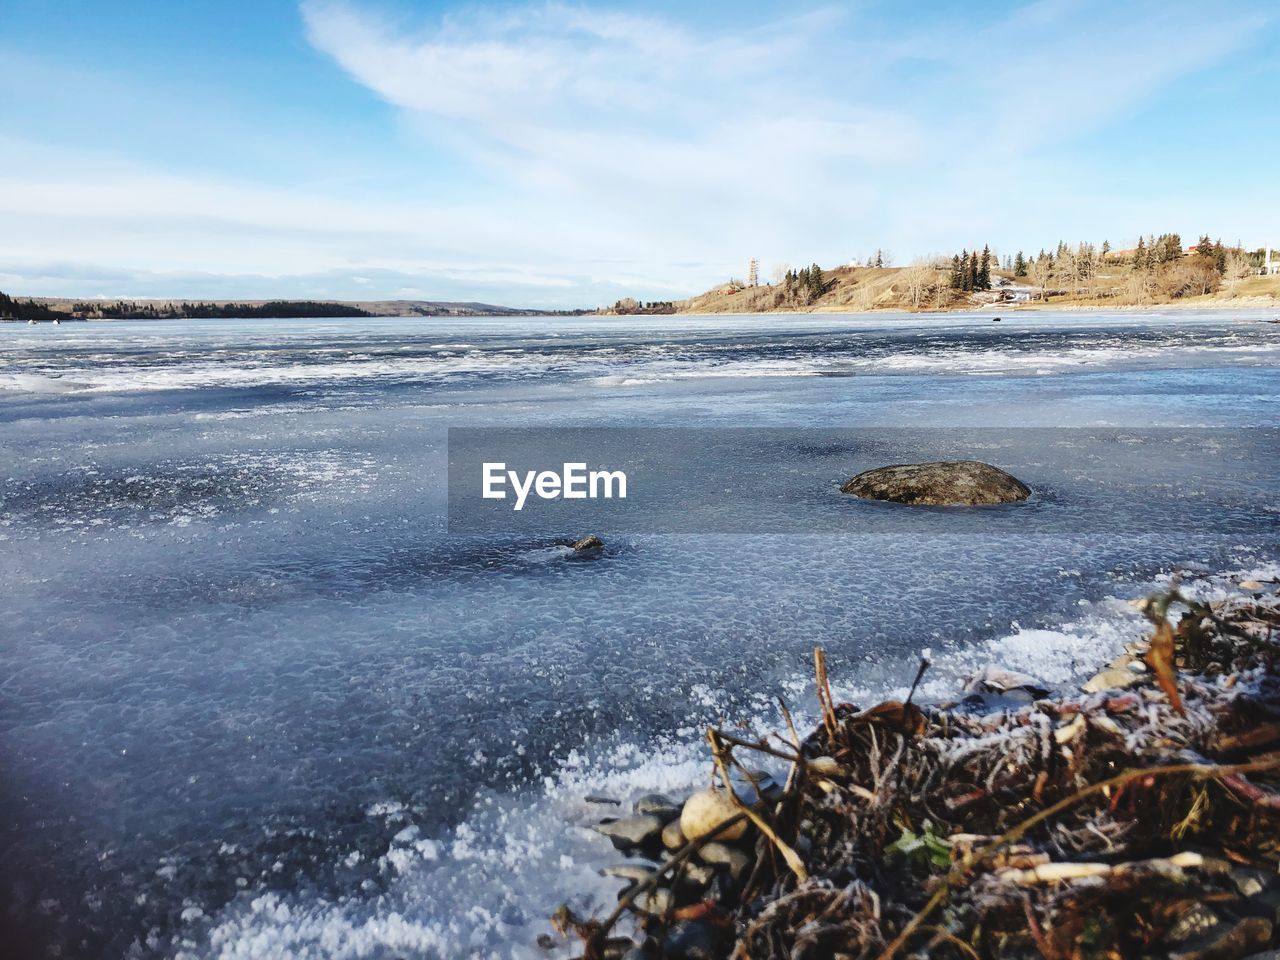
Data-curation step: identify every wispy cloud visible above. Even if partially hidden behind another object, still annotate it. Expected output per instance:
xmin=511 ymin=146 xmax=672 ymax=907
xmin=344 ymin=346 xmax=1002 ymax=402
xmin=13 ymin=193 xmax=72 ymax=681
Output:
xmin=0 ymin=1 xmax=1274 ymax=304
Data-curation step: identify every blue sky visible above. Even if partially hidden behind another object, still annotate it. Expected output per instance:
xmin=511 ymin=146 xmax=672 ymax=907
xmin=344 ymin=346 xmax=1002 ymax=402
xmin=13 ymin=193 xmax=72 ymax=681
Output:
xmin=1 ymin=0 xmax=1278 ymax=307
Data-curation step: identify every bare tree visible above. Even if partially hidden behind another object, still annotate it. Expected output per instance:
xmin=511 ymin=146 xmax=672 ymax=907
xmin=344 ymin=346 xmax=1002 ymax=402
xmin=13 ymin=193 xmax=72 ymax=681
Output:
xmin=771 ymin=262 xmax=791 ymax=285
xmin=1027 ymin=257 xmax=1053 ymax=301
xmin=901 ymin=260 xmax=937 ymax=309
xmin=1224 ymin=249 xmax=1252 ymax=281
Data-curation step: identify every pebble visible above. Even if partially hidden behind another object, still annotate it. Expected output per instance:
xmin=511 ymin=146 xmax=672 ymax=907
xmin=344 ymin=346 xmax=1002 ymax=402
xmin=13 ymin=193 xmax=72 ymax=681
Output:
xmin=629 ymin=887 xmax=674 ymax=917
xmin=595 ymin=814 xmax=664 ymax=849
xmin=680 ymin=789 xmax=747 ymax=842
xmin=698 ymin=841 xmax=753 ymax=882
xmin=1232 ymin=867 xmax=1269 ymax=898
xmin=729 ymin=769 xmax=782 ymax=806
xmin=662 ymin=819 xmax=687 ymax=850
xmin=634 ymin=793 xmax=682 ymax=822
xmin=1081 ymin=667 xmax=1141 ymax=693
xmin=674 ymin=861 xmax=715 ymax=888
xmin=601 ymin=938 xmax=641 ymax=960
xmin=962 ymin=666 xmax=1049 ymax=697
xmin=602 ymin=861 xmax=661 ymax=884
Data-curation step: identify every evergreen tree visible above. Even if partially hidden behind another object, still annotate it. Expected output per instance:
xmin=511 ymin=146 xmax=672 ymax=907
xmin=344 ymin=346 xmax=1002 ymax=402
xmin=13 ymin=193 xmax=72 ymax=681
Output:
xmin=1013 ymin=251 xmax=1027 ymax=277
xmin=1135 ymin=236 xmax=1149 ymax=270
xmin=809 ymin=263 xmax=827 ymax=296
xmin=978 ymin=245 xmax=991 ymax=290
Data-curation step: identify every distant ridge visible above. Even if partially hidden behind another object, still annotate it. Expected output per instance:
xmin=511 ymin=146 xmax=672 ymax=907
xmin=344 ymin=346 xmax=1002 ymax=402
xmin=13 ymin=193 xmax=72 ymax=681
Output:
xmin=2 ymin=295 xmax=585 ymax=320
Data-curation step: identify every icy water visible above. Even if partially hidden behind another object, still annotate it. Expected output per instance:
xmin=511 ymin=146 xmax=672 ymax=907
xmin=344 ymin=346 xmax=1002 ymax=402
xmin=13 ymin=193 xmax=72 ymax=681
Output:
xmin=1 ymin=311 xmax=1279 ymax=958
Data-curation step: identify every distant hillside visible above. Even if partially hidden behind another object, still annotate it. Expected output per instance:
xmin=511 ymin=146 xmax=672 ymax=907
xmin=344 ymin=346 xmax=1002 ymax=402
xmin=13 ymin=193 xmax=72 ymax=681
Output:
xmin=678 ymin=265 xmax=956 ymax=314
xmin=8 ymin=296 xmax=558 ymax=320
xmin=673 ymin=263 xmax=1280 ymax=315
xmin=350 ymin=299 xmax=556 ymax=317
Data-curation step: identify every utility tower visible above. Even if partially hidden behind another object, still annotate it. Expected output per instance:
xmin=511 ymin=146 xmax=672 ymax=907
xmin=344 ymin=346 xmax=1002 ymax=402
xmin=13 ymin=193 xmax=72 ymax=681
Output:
xmin=748 ymin=258 xmax=759 ymax=287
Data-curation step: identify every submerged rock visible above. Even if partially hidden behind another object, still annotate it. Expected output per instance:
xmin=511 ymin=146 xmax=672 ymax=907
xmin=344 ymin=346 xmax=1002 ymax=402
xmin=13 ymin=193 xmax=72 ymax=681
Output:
xmin=841 ymin=460 xmax=1031 ymax=506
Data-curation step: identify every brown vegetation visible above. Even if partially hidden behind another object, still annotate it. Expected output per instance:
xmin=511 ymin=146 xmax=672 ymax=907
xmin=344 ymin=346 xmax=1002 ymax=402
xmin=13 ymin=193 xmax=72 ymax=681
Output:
xmin=552 ymin=576 xmax=1280 ymax=959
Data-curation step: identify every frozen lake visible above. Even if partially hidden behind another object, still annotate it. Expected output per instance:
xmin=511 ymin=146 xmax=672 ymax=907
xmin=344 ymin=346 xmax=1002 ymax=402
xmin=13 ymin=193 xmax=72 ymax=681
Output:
xmin=2 ymin=311 xmax=1279 ymax=958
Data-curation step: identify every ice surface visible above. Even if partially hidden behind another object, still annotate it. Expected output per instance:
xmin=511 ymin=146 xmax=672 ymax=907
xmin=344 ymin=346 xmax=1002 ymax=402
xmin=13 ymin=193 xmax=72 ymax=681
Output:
xmin=1 ymin=312 xmax=1278 ymax=958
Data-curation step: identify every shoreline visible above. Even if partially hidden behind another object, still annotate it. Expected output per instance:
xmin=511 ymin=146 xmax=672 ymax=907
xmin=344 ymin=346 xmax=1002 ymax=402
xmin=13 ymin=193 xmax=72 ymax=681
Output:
xmin=667 ymin=298 xmax=1280 ymax=318
xmin=547 ymin=566 xmax=1280 ymax=960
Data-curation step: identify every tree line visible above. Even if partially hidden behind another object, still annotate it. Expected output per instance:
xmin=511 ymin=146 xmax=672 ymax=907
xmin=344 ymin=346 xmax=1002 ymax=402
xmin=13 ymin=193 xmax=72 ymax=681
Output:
xmin=999 ymin=233 xmax=1271 ymax=302
xmin=70 ymin=300 xmax=377 ymax=319
xmin=0 ymin=291 xmax=62 ymax=321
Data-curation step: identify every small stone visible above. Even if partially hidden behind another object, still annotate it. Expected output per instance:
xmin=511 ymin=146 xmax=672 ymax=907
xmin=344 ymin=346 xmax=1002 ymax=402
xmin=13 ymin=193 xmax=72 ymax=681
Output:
xmin=730 ymin=770 xmax=782 ymax=805
xmin=1081 ymin=668 xmax=1141 ymax=693
xmin=962 ymin=666 xmax=1050 ymax=697
xmin=571 ymin=535 xmax=604 ymax=551
xmin=680 ymin=789 xmax=747 ymax=842
xmin=1231 ymin=868 xmax=1270 ymax=898
xmin=602 ymin=939 xmax=640 ymax=960
xmin=674 ymin=862 xmax=715 ymax=889
xmin=698 ymin=841 xmax=753 ymax=882
xmin=602 ymin=861 xmax=661 ymax=884
xmin=661 ymin=819 xmax=687 ymax=850
xmin=629 ymin=887 xmax=673 ymax=917
xmin=594 ymin=815 xmax=663 ymax=850
xmin=634 ymin=794 xmax=682 ymax=822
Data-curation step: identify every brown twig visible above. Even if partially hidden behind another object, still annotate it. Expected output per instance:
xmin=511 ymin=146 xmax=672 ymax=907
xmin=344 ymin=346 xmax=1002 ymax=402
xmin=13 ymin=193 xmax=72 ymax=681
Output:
xmin=815 ymin=648 xmax=837 ymax=738
xmin=874 ymin=756 xmax=1280 ymax=960
xmin=707 ymin=728 xmax=809 ymax=883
